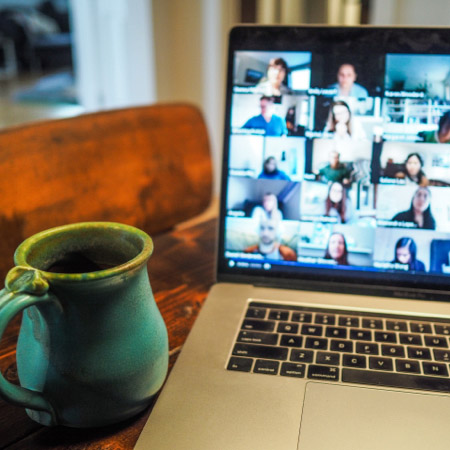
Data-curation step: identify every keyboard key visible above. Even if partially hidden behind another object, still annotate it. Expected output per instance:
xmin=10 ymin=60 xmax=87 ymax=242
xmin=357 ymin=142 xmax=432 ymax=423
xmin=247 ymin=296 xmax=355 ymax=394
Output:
xmin=269 ymin=310 xmax=289 ymax=321
xmin=227 ymin=357 xmax=253 ymax=372
xmin=396 ymin=359 xmax=421 ymax=374
xmin=291 ymin=312 xmax=312 ymax=323
xmin=386 ymin=320 xmax=407 ymax=331
xmin=241 ymin=319 xmax=275 ymax=332
xmin=422 ymin=362 xmax=449 ymax=377
xmin=316 ymin=352 xmax=340 ymax=366
xmin=305 ymin=337 xmax=328 ymax=350
xmin=246 ymin=307 xmax=267 ymax=319
xmin=232 ymin=343 xmax=288 ymax=360
xmin=290 ymin=349 xmax=314 ymax=363
xmin=343 ymin=368 xmax=450 ymax=393
xmin=342 ymin=354 xmax=366 ymax=368
xmin=326 ymin=326 xmax=347 ymax=339
xmin=369 ymin=357 xmax=394 ymax=371
xmin=424 ymin=336 xmax=448 ymax=348
xmin=237 ymin=331 xmax=278 ymax=345
xmin=350 ymin=329 xmax=372 ymax=341
xmin=434 ymin=349 xmax=450 ymax=362
xmin=301 ymin=324 xmax=323 ymax=336
xmin=315 ymin=314 xmax=336 ymax=325
xmin=330 ymin=339 xmax=353 ymax=353
xmin=374 ymin=331 xmax=397 ymax=343
xmin=308 ymin=365 xmax=339 ymax=381
xmin=362 ymin=318 xmax=383 ymax=330
xmin=339 ymin=316 xmax=359 ymax=327
xmin=399 ymin=333 xmax=422 ymax=346
xmin=254 ymin=359 xmax=279 ymax=375
xmin=381 ymin=344 xmax=405 ymax=358
xmin=435 ymin=325 xmax=450 ymax=336
xmin=280 ymin=362 xmax=306 ymax=378
xmin=407 ymin=347 xmax=432 ymax=360
xmin=280 ymin=335 xmax=303 ymax=347
xmin=356 ymin=342 xmax=379 ymax=355
xmin=410 ymin=323 xmax=432 ymax=334
xmin=277 ymin=322 xmax=299 ymax=334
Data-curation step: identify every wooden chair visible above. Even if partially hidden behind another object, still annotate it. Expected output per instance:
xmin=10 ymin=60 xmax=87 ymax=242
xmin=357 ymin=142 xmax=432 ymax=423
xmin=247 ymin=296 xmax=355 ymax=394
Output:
xmin=0 ymin=103 xmax=213 ymax=279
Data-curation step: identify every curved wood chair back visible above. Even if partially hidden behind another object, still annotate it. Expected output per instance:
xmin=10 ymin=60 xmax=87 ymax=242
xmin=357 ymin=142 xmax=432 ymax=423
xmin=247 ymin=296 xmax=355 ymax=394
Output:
xmin=0 ymin=103 xmax=212 ymax=279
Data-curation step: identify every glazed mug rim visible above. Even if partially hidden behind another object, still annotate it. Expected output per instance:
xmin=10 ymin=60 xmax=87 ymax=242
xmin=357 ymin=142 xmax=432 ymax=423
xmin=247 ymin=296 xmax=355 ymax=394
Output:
xmin=14 ymin=221 xmax=153 ymax=282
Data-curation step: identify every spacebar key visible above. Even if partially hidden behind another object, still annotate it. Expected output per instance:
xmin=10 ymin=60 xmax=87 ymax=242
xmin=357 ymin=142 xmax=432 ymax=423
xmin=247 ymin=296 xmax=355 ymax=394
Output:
xmin=343 ymin=368 xmax=450 ymax=393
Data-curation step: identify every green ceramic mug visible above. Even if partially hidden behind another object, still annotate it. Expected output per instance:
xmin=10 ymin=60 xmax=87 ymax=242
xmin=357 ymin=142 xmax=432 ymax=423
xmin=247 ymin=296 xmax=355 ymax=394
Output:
xmin=0 ymin=222 xmax=168 ymax=427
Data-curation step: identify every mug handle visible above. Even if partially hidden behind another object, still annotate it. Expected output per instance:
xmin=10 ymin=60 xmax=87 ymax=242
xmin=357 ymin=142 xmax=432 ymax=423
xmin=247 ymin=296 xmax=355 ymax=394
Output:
xmin=0 ymin=266 xmax=60 ymax=424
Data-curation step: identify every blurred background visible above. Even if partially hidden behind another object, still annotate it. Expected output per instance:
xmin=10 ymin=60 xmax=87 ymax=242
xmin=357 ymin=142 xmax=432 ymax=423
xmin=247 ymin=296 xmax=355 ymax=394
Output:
xmin=0 ymin=0 xmax=448 ymax=190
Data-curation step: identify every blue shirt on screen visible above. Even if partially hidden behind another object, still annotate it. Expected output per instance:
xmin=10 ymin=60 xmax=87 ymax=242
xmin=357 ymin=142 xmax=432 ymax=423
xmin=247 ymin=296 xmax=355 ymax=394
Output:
xmin=242 ymin=114 xmax=288 ymax=136
xmin=329 ymin=82 xmax=368 ymax=98
xmin=258 ymin=170 xmax=291 ymax=181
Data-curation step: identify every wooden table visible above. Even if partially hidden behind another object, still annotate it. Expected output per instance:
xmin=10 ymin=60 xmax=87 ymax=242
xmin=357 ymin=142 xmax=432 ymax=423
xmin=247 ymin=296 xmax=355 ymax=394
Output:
xmin=0 ymin=218 xmax=217 ymax=449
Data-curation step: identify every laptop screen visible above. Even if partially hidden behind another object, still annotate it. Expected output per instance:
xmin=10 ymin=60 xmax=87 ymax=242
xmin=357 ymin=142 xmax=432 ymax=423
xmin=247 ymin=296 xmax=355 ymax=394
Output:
xmin=218 ymin=26 xmax=450 ymax=297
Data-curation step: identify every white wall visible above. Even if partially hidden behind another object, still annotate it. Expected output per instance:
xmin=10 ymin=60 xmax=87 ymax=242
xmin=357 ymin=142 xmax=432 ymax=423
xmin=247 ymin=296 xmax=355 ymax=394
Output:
xmin=70 ymin=0 xmax=156 ymax=110
xmin=370 ymin=0 xmax=450 ymax=25
xmin=151 ymin=0 xmax=239 ymax=193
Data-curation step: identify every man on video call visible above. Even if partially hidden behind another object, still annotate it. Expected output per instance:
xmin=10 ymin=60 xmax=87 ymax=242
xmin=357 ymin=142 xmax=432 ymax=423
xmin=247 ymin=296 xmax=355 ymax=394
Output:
xmin=244 ymin=218 xmax=296 ymax=261
xmin=329 ymin=63 xmax=368 ymax=98
xmin=242 ymin=96 xmax=288 ymax=136
xmin=318 ymin=150 xmax=352 ymax=185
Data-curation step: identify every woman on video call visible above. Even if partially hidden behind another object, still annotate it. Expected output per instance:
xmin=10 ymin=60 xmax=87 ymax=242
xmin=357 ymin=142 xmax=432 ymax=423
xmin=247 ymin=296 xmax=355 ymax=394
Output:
xmin=324 ymin=181 xmax=354 ymax=224
xmin=392 ymin=237 xmax=425 ymax=272
xmin=324 ymin=232 xmax=349 ymax=265
xmin=255 ymin=57 xmax=291 ymax=96
xmin=252 ymin=192 xmax=284 ymax=222
xmin=258 ymin=156 xmax=291 ymax=180
xmin=391 ymin=186 xmax=436 ymax=230
xmin=324 ymin=100 xmax=366 ymax=140
xmin=395 ymin=153 xmax=428 ymax=187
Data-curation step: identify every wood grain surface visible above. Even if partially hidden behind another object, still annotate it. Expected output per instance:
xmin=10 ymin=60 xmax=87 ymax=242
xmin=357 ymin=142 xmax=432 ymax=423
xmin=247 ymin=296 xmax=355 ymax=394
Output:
xmin=0 ymin=218 xmax=217 ymax=449
xmin=0 ymin=103 xmax=212 ymax=281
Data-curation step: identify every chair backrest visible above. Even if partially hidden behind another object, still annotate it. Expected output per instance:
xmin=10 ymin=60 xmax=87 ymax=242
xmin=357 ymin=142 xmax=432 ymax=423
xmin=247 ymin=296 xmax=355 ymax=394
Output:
xmin=0 ymin=103 xmax=212 ymax=279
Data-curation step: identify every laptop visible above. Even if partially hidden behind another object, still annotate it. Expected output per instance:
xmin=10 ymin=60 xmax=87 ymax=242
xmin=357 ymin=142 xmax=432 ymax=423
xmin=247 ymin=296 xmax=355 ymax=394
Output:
xmin=135 ymin=25 xmax=450 ymax=449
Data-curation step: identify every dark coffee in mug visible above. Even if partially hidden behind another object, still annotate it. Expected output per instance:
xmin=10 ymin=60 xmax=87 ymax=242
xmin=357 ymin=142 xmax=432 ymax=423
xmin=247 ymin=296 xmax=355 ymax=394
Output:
xmin=46 ymin=252 xmax=117 ymax=273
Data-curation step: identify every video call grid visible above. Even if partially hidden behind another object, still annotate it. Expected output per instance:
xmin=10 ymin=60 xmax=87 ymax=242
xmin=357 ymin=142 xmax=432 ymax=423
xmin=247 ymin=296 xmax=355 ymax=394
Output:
xmin=224 ymin=49 xmax=450 ymax=275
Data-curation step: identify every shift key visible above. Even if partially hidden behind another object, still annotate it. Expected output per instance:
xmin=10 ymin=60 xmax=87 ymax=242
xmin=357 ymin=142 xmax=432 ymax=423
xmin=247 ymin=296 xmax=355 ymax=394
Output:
xmin=233 ymin=343 xmax=288 ymax=360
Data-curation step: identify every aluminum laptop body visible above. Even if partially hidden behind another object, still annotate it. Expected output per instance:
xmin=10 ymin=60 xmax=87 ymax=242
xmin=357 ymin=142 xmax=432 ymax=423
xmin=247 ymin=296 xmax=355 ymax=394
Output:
xmin=136 ymin=26 xmax=450 ymax=450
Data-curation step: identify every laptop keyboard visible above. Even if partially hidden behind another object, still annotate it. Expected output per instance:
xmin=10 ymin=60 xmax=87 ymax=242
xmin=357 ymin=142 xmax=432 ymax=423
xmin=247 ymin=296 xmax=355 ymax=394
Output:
xmin=227 ymin=301 xmax=450 ymax=393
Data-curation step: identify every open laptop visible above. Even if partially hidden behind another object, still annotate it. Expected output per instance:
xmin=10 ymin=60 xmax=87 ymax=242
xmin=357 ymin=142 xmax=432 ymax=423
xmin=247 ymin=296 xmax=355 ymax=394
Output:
xmin=136 ymin=26 xmax=450 ymax=449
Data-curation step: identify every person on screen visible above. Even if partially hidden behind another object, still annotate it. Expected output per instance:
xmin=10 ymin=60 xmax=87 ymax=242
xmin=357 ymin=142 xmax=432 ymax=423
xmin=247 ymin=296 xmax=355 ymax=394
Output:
xmin=419 ymin=111 xmax=450 ymax=144
xmin=324 ymin=232 xmax=349 ymax=265
xmin=255 ymin=58 xmax=291 ymax=96
xmin=395 ymin=153 xmax=428 ymax=186
xmin=285 ymin=107 xmax=296 ymax=134
xmin=392 ymin=237 xmax=425 ymax=272
xmin=391 ymin=187 xmax=436 ymax=230
xmin=324 ymin=181 xmax=354 ymax=224
xmin=324 ymin=100 xmax=366 ymax=140
xmin=318 ymin=150 xmax=352 ymax=185
xmin=258 ymin=156 xmax=291 ymax=180
xmin=252 ymin=192 xmax=284 ymax=222
xmin=329 ymin=63 xmax=368 ymax=98
xmin=242 ymin=96 xmax=288 ymax=136
xmin=244 ymin=217 xmax=296 ymax=261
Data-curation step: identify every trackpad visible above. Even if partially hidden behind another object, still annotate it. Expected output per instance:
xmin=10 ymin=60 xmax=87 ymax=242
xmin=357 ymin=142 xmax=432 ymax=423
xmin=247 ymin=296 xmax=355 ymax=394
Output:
xmin=298 ymin=382 xmax=450 ymax=450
